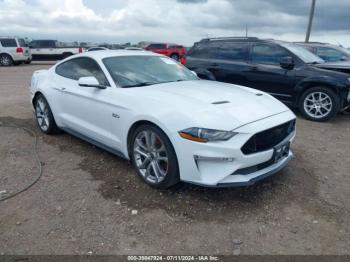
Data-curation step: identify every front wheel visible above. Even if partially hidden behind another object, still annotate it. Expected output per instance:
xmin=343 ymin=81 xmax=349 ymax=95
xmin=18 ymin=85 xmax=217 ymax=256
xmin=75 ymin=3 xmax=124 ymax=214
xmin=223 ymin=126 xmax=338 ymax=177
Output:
xmin=130 ymin=124 xmax=180 ymax=189
xmin=299 ymin=87 xmax=340 ymax=122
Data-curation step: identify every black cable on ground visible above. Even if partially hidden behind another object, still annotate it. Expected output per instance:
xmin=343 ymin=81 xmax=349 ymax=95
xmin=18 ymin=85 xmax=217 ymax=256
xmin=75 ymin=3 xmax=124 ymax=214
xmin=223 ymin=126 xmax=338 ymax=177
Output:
xmin=0 ymin=123 xmax=43 ymax=202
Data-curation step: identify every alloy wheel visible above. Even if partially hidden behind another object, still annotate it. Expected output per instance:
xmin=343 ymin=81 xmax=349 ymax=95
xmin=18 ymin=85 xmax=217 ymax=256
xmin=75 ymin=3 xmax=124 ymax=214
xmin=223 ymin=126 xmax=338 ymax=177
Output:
xmin=0 ymin=55 xmax=11 ymax=66
xmin=303 ymin=91 xmax=333 ymax=119
xmin=133 ymin=130 xmax=169 ymax=184
xmin=35 ymin=97 xmax=50 ymax=132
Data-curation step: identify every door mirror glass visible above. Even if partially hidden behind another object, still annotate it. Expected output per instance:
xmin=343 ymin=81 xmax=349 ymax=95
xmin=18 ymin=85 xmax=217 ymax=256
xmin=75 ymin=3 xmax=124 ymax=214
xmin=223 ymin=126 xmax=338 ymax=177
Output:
xmin=78 ymin=77 xmax=106 ymax=89
xmin=280 ymin=56 xmax=294 ymax=69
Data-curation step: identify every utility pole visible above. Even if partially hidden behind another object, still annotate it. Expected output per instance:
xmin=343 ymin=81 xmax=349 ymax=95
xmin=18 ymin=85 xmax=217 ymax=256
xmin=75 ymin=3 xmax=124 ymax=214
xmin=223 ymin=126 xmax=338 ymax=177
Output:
xmin=245 ymin=25 xmax=248 ymax=38
xmin=305 ymin=0 xmax=316 ymax=42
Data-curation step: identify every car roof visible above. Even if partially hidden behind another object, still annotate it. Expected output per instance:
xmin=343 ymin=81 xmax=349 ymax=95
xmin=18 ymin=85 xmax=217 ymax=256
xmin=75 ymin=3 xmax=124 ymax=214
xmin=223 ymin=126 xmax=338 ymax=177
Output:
xmin=196 ymin=37 xmax=294 ymax=46
xmin=71 ymin=50 xmax=163 ymax=60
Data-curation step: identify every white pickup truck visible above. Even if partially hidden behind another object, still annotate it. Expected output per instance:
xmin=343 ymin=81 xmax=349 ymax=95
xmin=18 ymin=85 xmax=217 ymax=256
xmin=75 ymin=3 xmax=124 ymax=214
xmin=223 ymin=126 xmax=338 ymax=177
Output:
xmin=29 ymin=40 xmax=84 ymax=60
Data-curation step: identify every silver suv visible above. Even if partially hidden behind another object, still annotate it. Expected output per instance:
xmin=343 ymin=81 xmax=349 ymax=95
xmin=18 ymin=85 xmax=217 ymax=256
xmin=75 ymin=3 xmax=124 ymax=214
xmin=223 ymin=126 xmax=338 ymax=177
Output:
xmin=0 ymin=37 xmax=32 ymax=66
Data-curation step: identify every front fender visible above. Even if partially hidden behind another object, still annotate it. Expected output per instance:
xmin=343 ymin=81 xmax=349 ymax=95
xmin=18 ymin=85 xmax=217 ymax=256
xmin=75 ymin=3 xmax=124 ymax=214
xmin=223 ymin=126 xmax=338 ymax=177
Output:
xmin=295 ymin=75 xmax=349 ymax=99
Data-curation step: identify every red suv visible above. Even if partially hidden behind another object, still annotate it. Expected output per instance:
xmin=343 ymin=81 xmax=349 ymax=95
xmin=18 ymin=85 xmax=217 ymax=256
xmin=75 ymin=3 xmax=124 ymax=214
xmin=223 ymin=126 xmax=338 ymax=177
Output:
xmin=144 ymin=43 xmax=186 ymax=61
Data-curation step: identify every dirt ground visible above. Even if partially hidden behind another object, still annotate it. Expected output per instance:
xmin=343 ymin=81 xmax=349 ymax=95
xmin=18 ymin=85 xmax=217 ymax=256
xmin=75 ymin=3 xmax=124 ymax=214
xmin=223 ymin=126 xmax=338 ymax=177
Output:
xmin=0 ymin=63 xmax=349 ymax=255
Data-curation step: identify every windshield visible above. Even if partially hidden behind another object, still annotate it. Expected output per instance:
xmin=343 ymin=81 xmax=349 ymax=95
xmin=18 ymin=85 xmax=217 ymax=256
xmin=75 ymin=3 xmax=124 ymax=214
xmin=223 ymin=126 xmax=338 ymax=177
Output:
xmin=103 ymin=55 xmax=198 ymax=88
xmin=280 ymin=43 xmax=325 ymax=64
xmin=336 ymin=45 xmax=350 ymax=56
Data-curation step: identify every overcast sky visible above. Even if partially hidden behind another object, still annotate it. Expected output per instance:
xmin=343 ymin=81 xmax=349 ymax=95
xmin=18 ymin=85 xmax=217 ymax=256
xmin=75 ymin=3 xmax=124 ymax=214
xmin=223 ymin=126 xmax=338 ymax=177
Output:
xmin=0 ymin=0 xmax=350 ymax=46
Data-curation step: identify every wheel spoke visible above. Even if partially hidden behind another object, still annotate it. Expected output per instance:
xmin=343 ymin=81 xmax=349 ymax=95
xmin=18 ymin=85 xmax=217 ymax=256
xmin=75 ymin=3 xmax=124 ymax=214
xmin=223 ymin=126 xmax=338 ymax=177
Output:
xmin=151 ymin=161 xmax=161 ymax=181
xmin=134 ymin=147 xmax=149 ymax=158
xmin=139 ymin=157 xmax=151 ymax=169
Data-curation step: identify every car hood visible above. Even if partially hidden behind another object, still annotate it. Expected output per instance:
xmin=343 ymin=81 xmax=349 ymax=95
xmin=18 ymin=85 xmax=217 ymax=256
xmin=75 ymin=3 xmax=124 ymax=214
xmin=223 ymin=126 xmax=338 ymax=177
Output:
xmin=315 ymin=61 xmax=350 ymax=69
xmin=136 ymin=80 xmax=291 ymax=130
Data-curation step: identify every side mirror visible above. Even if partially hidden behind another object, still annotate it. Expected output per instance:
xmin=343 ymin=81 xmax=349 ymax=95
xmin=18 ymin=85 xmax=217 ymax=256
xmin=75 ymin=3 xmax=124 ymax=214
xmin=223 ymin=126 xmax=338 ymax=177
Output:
xmin=191 ymin=70 xmax=198 ymax=77
xmin=78 ymin=77 xmax=106 ymax=89
xmin=340 ymin=56 xmax=348 ymax=61
xmin=280 ymin=56 xmax=294 ymax=70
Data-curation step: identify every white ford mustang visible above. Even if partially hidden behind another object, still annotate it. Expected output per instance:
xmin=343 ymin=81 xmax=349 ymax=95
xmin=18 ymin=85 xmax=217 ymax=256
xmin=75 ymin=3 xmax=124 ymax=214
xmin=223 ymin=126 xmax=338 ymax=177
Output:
xmin=30 ymin=50 xmax=296 ymax=189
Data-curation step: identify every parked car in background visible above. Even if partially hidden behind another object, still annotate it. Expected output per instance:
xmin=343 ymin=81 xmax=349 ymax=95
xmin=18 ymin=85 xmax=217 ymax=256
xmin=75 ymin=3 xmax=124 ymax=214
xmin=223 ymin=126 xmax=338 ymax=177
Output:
xmin=29 ymin=40 xmax=84 ymax=60
xmin=30 ymin=50 xmax=296 ymax=188
xmin=87 ymin=47 xmax=109 ymax=52
xmin=144 ymin=43 xmax=186 ymax=61
xmin=184 ymin=37 xmax=350 ymax=122
xmin=296 ymin=42 xmax=350 ymax=62
xmin=0 ymin=37 xmax=32 ymax=66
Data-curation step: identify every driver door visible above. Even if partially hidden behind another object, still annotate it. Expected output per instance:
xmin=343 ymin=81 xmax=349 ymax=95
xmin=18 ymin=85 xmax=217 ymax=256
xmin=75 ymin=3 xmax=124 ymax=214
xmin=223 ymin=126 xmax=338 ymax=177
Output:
xmin=245 ymin=43 xmax=297 ymax=103
xmin=53 ymin=57 xmax=118 ymax=147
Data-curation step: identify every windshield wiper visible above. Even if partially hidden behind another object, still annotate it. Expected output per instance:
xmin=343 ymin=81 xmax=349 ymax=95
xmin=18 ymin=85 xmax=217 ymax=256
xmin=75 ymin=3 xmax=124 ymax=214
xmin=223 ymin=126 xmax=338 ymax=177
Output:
xmin=123 ymin=82 xmax=158 ymax=88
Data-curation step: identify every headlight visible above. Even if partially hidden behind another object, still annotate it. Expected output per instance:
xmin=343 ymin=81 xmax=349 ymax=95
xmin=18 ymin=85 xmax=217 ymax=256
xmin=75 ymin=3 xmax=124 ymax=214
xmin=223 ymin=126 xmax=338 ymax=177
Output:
xmin=179 ymin=127 xmax=237 ymax=143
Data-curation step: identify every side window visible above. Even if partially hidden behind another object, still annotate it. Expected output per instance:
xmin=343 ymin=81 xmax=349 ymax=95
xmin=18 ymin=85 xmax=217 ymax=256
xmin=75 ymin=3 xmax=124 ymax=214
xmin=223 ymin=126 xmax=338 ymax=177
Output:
xmin=252 ymin=44 xmax=289 ymax=65
xmin=188 ymin=42 xmax=222 ymax=59
xmin=29 ymin=41 xmax=39 ymax=48
xmin=41 ymin=41 xmax=55 ymax=48
xmin=316 ymin=47 xmax=344 ymax=62
xmin=56 ymin=58 xmax=109 ymax=86
xmin=0 ymin=38 xmax=17 ymax=47
xmin=148 ymin=44 xmax=167 ymax=49
xmin=216 ymin=42 xmax=249 ymax=61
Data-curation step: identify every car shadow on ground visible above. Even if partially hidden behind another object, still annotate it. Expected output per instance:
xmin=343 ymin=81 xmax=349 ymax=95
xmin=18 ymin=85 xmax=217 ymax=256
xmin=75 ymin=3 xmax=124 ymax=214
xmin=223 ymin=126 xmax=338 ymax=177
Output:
xmin=1 ymin=115 xmax=347 ymax=223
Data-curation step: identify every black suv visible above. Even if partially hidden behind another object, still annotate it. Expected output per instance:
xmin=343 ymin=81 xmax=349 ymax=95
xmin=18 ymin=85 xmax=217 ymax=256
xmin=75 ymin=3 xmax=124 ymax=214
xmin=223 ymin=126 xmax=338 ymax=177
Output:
xmin=184 ymin=37 xmax=350 ymax=122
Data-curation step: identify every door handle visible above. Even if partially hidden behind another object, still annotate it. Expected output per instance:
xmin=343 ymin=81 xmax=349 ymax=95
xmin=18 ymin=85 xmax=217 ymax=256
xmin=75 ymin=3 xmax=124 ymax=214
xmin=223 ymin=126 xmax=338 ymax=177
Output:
xmin=211 ymin=63 xmax=219 ymax=67
xmin=250 ymin=66 xmax=259 ymax=71
xmin=53 ymin=87 xmax=66 ymax=92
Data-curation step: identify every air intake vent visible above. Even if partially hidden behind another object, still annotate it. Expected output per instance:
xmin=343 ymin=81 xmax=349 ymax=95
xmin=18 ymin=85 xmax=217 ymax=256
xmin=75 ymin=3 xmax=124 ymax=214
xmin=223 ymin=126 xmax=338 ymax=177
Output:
xmin=212 ymin=101 xmax=230 ymax=105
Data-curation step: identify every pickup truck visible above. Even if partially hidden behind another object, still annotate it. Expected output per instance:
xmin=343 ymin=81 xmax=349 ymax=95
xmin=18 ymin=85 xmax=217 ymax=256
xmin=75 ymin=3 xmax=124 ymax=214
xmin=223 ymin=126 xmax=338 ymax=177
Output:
xmin=29 ymin=40 xmax=84 ymax=60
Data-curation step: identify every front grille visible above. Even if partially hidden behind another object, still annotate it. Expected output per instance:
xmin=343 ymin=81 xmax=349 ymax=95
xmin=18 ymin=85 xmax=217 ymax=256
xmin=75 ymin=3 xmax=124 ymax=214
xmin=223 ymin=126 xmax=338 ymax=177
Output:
xmin=241 ymin=120 xmax=295 ymax=155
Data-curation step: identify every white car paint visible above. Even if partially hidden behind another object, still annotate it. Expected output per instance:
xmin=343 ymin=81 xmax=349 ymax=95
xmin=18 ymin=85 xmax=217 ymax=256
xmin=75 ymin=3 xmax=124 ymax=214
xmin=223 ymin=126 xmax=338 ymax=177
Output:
xmin=30 ymin=50 xmax=296 ymax=187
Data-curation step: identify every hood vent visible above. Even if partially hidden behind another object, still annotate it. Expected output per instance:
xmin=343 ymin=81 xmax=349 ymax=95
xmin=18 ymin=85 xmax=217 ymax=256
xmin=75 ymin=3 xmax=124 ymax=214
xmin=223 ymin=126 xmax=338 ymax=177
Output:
xmin=212 ymin=101 xmax=230 ymax=105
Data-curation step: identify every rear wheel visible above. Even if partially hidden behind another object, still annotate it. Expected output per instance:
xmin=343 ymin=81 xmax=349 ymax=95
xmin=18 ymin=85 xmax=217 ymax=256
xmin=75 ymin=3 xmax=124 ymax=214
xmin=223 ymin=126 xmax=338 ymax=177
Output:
xmin=130 ymin=124 xmax=180 ymax=189
xmin=299 ymin=87 xmax=340 ymax=122
xmin=0 ymin=54 xmax=14 ymax=66
xmin=34 ymin=94 xmax=60 ymax=134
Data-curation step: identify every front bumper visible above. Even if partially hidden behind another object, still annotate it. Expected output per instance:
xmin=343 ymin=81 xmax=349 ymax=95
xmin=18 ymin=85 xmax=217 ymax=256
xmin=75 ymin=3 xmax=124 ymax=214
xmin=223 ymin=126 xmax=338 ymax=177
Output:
xmin=174 ymin=110 xmax=296 ymax=187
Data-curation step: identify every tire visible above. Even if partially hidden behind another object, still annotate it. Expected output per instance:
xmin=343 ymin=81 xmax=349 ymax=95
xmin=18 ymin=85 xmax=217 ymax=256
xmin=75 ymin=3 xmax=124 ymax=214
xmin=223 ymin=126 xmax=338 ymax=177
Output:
xmin=24 ymin=60 xmax=32 ymax=64
xmin=34 ymin=94 xmax=60 ymax=134
xmin=299 ymin=86 xmax=340 ymax=122
xmin=170 ymin=53 xmax=180 ymax=61
xmin=130 ymin=124 xmax=180 ymax=189
xmin=0 ymin=54 xmax=14 ymax=66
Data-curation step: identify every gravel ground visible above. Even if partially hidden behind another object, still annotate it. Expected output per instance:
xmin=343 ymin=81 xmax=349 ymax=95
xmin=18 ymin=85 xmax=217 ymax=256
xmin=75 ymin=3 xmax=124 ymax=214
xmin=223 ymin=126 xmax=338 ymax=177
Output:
xmin=0 ymin=63 xmax=349 ymax=255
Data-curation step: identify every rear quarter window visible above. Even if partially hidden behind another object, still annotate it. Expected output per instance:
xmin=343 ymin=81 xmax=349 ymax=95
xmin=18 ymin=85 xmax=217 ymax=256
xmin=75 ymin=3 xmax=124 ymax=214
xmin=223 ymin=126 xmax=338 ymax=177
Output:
xmin=0 ymin=38 xmax=17 ymax=47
